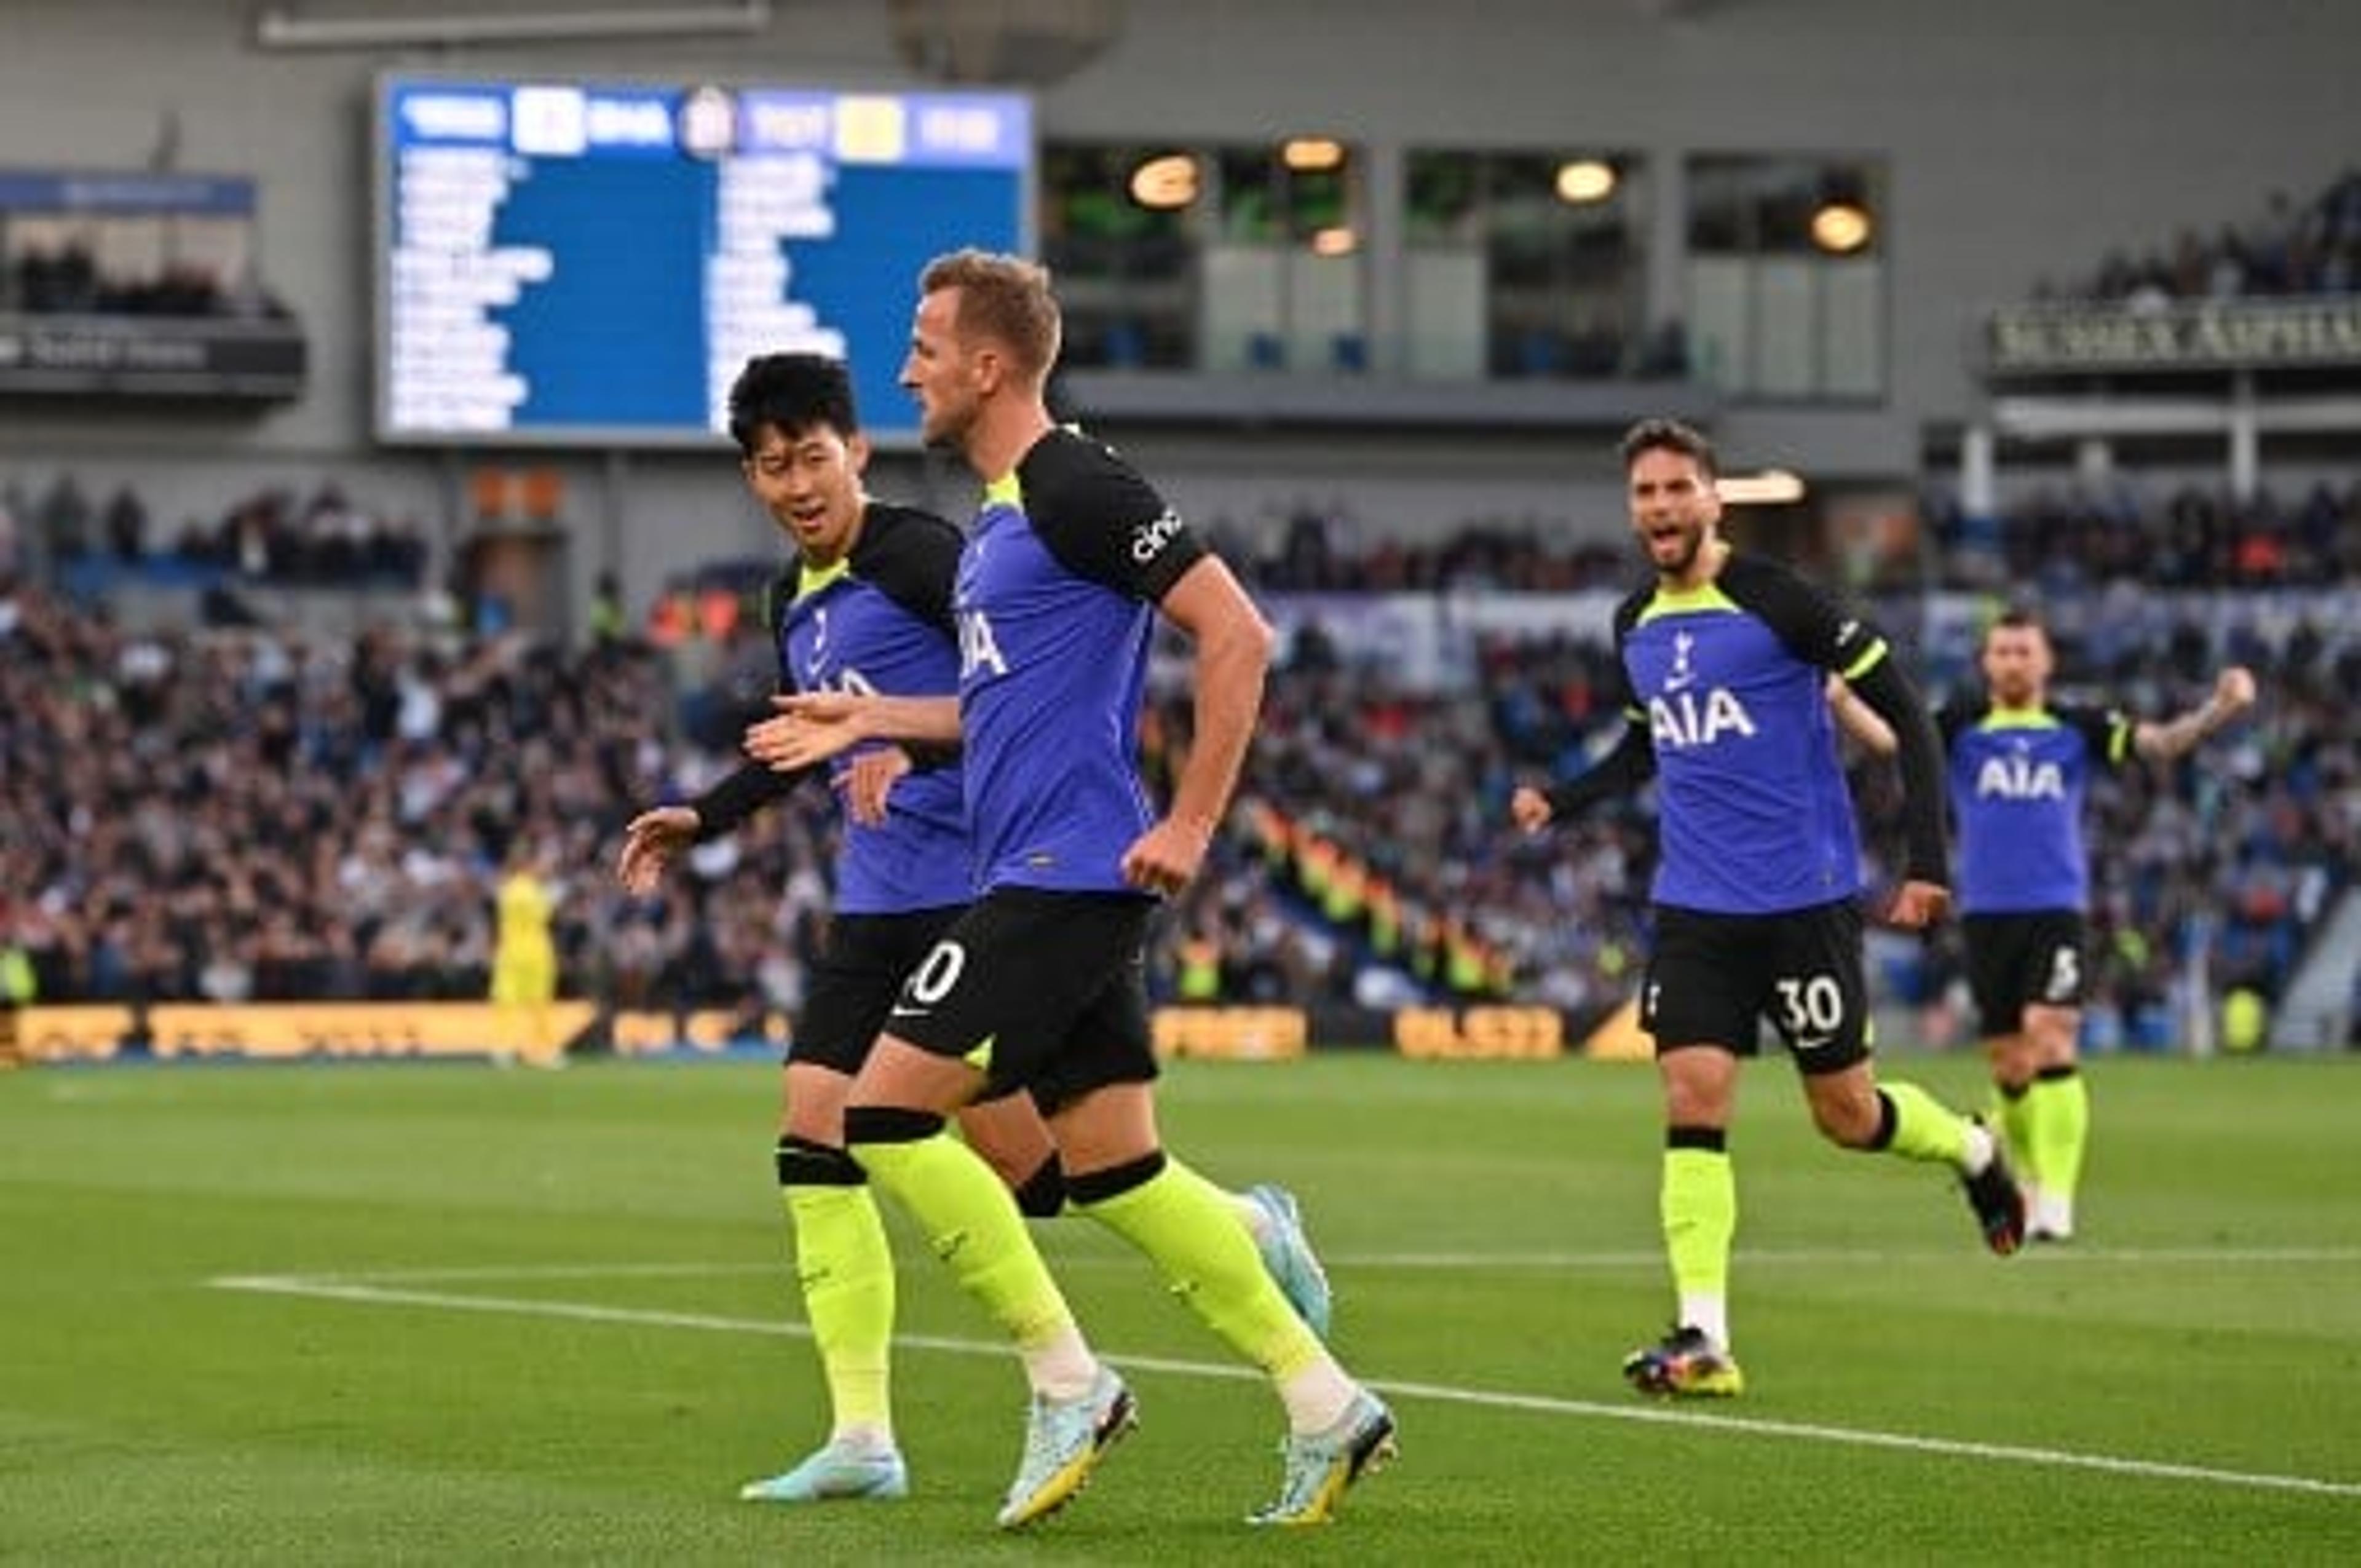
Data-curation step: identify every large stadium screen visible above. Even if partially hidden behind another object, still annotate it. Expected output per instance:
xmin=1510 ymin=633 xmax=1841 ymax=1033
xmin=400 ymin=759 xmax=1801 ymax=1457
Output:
xmin=374 ymin=75 xmax=1032 ymax=447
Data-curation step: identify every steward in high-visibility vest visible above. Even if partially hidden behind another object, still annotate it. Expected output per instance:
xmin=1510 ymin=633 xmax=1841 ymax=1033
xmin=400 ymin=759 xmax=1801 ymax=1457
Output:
xmin=1177 ymin=934 xmax=1224 ymax=1002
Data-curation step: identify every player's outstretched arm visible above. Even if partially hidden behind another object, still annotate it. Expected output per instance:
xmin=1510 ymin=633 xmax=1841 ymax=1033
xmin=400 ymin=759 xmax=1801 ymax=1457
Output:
xmin=1513 ymin=722 xmax=1655 ymax=834
xmin=1509 ymin=784 xmax=1558 ymax=833
xmin=2134 ymin=664 xmax=2256 ymax=761
xmin=1844 ymin=653 xmax=1951 ymax=903
xmin=1884 ymin=879 xmax=1952 ymax=930
xmin=615 ymin=806 xmax=698 ymax=896
xmin=745 ymin=690 xmax=960 ymax=772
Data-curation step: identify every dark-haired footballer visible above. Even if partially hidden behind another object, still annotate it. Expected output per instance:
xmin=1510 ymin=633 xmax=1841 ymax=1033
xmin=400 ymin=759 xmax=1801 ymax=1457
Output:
xmin=1512 ymin=416 xmax=2023 ymax=1401
xmin=617 ymin=352 xmax=1328 ymax=1508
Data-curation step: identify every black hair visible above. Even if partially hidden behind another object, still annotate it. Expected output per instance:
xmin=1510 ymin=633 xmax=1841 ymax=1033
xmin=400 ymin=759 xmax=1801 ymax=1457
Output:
xmin=727 ymin=353 xmax=859 ymax=457
xmin=1617 ymin=416 xmax=1718 ymax=481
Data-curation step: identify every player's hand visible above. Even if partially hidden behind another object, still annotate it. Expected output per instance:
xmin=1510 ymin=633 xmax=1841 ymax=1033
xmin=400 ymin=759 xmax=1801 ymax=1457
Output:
xmin=616 ymin=806 xmax=699 ymax=896
xmin=1883 ymin=879 xmax=1952 ymax=930
xmin=745 ymin=691 xmax=869 ymax=772
xmin=1120 ymin=815 xmax=1214 ymax=896
xmin=2213 ymin=665 xmax=2257 ymax=718
xmin=1509 ymin=785 xmax=1556 ymax=833
xmin=837 ymin=746 xmax=911 ymax=827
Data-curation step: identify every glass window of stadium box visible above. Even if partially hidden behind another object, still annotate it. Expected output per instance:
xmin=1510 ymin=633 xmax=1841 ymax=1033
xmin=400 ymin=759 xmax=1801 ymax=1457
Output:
xmin=1402 ymin=148 xmax=1647 ymax=381
xmin=1040 ymin=139 xmax=1367 ymax=374
xmin=1039 ymin=142 xmax=1198 ymax=370
xmin=1685 ymin=154 xmax=1884 ymax=400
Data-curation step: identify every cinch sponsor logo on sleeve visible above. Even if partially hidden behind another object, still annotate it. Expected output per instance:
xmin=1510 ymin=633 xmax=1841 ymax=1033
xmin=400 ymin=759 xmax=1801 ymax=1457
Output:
xmin=1129 ymin=508 xmax=1185 ymax=563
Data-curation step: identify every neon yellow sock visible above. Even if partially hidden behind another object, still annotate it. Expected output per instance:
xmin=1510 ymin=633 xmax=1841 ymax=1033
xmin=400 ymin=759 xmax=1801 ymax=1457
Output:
xmin=1880 ymin=1080 xmax=1971 ymax=1166
xmin=1078 ymin=1158 xmax=1324 ymax=1383
xmin=1994 ymin=1082 xmax=2038 ymax=1184
xmin=851 ymin=1131 xmax=1076 ymax=1350
xmin=2029 ymin=1070 xmax=2089 ymax=1202
xmin=1663 ymin=1148 xmax=1735 ymax=1319
xmin=785 ymin=1184 xmax=895 ymax=1435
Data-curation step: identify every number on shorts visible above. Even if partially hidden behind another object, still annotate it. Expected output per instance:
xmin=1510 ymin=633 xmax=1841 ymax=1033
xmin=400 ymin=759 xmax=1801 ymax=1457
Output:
xmin=907 ymin=940 xmax=968 ymax=1004
xmin=2044 ymin=944 xmax=2079 ymax=1002
xmin=1774 ymin=975 xmax=1845 ymax=1038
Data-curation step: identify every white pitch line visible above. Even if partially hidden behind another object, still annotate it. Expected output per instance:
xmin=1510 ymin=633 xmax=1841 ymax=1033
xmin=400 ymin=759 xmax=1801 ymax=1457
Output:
xmin=208 ymin=1271 xmax=2361 ymax=1501
xmin=228 ymin=1243 xmax=2361 ymax=1287
xmin=1332 ymin=1245 xmax=2361 ymax=1269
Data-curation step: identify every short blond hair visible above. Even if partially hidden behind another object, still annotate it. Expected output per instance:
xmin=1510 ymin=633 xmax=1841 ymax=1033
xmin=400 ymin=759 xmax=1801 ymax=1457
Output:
xmin=919 ymin=248 xmax=1061 ymax=384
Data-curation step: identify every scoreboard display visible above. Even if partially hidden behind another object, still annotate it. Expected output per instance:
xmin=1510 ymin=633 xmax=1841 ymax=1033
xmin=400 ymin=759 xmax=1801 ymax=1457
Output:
xmin=374 ymin=75 xmax=1032 ymax=446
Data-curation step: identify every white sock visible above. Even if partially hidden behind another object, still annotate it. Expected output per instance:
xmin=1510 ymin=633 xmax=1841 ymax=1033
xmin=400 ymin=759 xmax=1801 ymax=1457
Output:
xmin=2033 ymin=1190 xmax=2076 ymax=1237
xmin=1962 ymin=1119 xmax=1997 ymax=1176
xmin=1021 ymin=1324 xmax=1101 ymax=1403
xmin=1277 ymin=1355 xmax=1359 ymax=1435
xmin=1679 ymin=1294 xmax=1730 ymax=1349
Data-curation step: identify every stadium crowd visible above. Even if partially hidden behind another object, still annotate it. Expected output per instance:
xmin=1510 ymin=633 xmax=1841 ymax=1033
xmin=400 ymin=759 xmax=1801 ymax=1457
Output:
xmin=1168 ymin=478 xmax=2361 ymax=601
xmin=0 ymin=473 xmax=429 ymax=590
xmin=2035 ymin=168 xmax=2361 ymax=304
xmin=1929 ymin=478 xmax=2361 ymax=596
xmin=6 ymin=493 xmax=2349 ymax=1053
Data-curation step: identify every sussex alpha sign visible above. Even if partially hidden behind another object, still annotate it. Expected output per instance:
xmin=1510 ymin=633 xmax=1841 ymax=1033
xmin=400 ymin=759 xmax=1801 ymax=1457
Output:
xmin=1986 ymin=298 xmax=2361 ymax=374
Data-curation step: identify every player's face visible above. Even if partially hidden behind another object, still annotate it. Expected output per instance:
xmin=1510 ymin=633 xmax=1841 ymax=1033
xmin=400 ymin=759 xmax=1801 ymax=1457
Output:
xmin=1626 ymin=446 xmax=1722 ymax=580
xmin=1980 ymin=625 xmax=2053 ymax=707
xmin=742 ymin=421 xmax=869 ymax=567
xmin=901 ymin=287 xmax=981 ymax=456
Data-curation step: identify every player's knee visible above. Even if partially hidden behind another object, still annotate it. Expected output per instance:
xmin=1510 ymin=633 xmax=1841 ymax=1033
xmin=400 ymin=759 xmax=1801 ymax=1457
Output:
xmin=1988 ymin=1035 xmax=2039 ymax=1091
xmin=842 ymin=1106 xmax=946 ymax=1149
xmin=2027 ymin=1015 xmax=2079 ymax=1064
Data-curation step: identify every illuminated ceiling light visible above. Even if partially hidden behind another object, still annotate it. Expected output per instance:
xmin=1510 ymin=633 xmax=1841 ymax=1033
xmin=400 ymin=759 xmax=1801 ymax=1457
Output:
xmin=1310 ymin=226 xmax=1358 ymax=257
xmin=1554 ymin=159 xmax=1616 ymax=204
xmin=1128 ymin=153 xmax=1198 ymax=209
xmin=1809 ymin=200 xmax=1873 ymax=254
xmin=1282 ymin=137 xmax=1345 ymax=172
xmin=1715 ymin=469 xmax=1808 ymax=505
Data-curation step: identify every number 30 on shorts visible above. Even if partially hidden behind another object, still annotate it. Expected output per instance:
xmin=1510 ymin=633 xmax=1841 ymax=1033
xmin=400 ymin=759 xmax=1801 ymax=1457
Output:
xmin=1774 ymin=974 xmax=1846 ymax=1040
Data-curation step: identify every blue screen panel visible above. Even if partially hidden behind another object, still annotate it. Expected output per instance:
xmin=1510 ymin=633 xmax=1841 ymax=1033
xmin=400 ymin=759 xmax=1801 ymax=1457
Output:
xmin=376 ymin=77 xmax=1031 ymax=447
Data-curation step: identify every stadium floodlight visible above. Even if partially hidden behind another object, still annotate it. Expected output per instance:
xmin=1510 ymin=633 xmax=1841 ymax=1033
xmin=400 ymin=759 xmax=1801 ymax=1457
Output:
xmin=1715 ymin=469 xmax=1807 ymax=505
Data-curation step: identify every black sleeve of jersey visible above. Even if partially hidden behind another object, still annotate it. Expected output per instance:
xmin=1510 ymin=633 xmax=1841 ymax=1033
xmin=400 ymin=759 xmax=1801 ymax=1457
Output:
xmin=1933 ymin=694 xmax=1979 ymax=748
xmin=2060 ymin=703 xmax=2135 ymax=772
xmin=689 ymin=759 xmax=813 ymax=842
xmin=1718 ymin=553 xmax=1883 ymax=676
xmin=1846 ymin=656 xmax=1950 ymax=886
xmin=1018 ymin=430 xmax=1209 ymax=603
xmin=1544 ymin=588 xmax=1656 ymax=818
xmin=1543 ymin=722 xmax=1656 ymax=820
xmin=850 ymin=502 xmax=963 ymax=636
xmin=1599 ymin=584 xmax=1647 ymax=715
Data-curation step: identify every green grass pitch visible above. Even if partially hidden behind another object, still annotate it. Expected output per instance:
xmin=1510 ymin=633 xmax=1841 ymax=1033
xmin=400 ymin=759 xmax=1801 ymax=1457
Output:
xmin=4 ymin=1051 xmax=2358 ymax=1564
